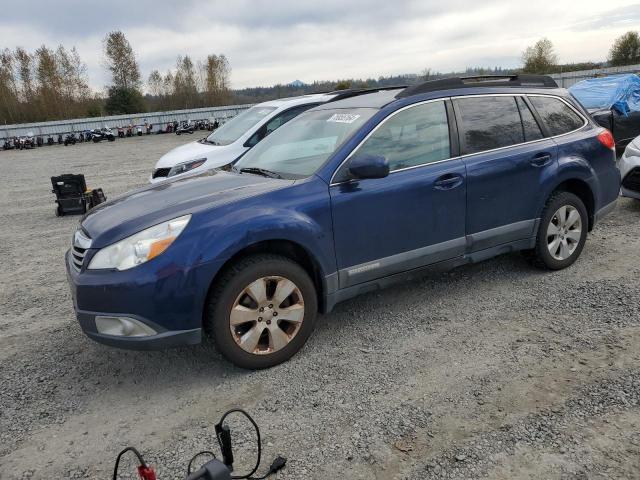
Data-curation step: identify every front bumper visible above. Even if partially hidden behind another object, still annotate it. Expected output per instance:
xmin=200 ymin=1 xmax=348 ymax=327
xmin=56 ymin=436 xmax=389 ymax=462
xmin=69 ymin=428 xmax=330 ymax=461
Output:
xmin=619 ymin=151 xmax=640 ymax=200
xmin=66 ymin=249 xmax=217 ymax=350
xmin=76 ymin=311 xmax=201 ymax=350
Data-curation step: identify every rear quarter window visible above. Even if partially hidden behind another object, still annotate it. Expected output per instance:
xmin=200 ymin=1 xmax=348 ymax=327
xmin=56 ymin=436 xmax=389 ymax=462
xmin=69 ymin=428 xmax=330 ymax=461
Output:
xmin=528 ymin=96 xmax=585 ymax=136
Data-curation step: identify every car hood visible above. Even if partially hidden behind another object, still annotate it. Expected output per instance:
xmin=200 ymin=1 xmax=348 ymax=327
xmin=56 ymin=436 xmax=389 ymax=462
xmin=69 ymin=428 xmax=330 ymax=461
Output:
xmin=82 ymin=170 xmax=292 ymax=248
xmin=155 ymin=140 xmax=239 ymax=169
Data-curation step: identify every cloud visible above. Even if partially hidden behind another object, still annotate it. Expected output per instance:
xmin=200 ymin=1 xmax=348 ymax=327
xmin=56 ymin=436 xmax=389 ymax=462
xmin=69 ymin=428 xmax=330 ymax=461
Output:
xmin=0 ymin=0 xmax=638 ymax=90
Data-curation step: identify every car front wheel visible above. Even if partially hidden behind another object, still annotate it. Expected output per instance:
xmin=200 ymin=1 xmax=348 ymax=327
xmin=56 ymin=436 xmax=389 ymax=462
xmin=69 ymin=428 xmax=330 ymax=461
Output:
xmin=206 ymin=254 xmax=317 ymax=369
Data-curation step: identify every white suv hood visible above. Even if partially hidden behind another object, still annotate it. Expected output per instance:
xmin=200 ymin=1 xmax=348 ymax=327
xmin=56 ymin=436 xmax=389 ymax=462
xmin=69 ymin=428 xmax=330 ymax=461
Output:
xmin=156 ymin=141 xmax=235 ymax=168
xmin=151 ymin=140 xmax=247 ymax=183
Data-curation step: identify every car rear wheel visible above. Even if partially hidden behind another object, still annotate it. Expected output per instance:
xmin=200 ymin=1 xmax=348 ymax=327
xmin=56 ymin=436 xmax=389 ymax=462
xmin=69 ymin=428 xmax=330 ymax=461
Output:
xmin=526 ymin=191 xmax=588 ymax=270
xmin=205 ymin=254 xmax=317 ymax=369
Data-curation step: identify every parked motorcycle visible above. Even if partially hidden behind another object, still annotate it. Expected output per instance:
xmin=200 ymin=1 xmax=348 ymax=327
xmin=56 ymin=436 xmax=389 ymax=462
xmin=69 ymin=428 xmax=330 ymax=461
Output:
xmin=117 ymin=127 xmax=125 ymax=138
xmin=64 ymin=133 xmax=77 ymax=146
xmin=2 ymin=138 xmax=14 ymax=150
xmin=126 ymin=125 xmax=133 ymax=137
xmin=57 ymin=134 xmax=63 ymax=145
xmin=18 ymin=134 xmax=35 ymax=150
xmin=36 ymin=136 xmax=44 ymax=147
xmin=47 ymin=135 xmax=54 ymax=146
xmin=175 ymin=121 xmax=195 ymax=135
xmin=89 ymin=127 xmax=115 ymax=143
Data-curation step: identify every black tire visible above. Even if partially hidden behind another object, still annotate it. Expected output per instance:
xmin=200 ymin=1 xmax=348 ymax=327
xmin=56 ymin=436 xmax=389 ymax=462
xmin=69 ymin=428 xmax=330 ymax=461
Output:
xmin=525 ymin=191 xmax=588 ymax=270
xmin=205 ymin=254 xmax=318 ymax=369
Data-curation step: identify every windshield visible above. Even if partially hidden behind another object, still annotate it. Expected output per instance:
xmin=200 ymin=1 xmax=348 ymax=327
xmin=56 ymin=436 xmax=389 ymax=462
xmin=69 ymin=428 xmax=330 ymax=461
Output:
xmin=234 ymin=108 xmax=376 ymax=179
xmin=206 ymin=106 xmax=277 ymax=145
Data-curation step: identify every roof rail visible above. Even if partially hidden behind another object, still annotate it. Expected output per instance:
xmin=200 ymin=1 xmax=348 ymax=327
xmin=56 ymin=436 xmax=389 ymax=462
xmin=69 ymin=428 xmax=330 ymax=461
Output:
xmin=396 ymin=75 xmax=558 ymax=98
xmin=327 ymin=85 xmax=408 ymax=102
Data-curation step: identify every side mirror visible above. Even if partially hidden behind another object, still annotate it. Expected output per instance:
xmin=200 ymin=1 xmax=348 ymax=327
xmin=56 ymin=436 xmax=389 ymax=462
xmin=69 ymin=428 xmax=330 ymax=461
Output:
xmin=348 ymin=154 xmax=390 ymax=180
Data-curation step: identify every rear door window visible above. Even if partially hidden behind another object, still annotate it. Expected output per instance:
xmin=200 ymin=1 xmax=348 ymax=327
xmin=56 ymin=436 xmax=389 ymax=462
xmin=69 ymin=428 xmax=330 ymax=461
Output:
xmin=454 ymin=96 xmax=524 ymax=154
xmin=516 ymin=97 xmax=544 ymax=142
xmin=528 ymin=96 xmax=585 ymax=136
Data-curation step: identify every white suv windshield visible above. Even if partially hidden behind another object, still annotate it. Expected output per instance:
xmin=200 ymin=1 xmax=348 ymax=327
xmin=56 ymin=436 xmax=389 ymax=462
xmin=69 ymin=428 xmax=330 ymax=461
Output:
xmin=206 ymin=106 xmax=277 ymax=146
xmin=234 ymin=108 xmax=376 ymax=179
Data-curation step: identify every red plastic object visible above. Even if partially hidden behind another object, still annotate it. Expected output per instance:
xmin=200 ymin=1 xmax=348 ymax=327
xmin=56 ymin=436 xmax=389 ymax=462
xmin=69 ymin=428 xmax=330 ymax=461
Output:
xmin=137 ymin=465 xmax=157 ymax=480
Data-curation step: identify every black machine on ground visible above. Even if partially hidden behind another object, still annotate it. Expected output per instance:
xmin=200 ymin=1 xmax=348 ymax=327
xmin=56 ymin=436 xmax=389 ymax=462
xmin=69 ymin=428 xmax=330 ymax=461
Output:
xmin=51 ymin=174 xmax=106 ymax=216
xmin=3 ymin=138 xmax=14 ymax=150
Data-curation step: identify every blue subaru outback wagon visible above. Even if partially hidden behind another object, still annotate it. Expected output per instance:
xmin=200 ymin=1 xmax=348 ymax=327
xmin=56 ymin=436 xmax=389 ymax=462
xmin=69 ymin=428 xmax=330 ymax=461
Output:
xmin=67 ymin=75 xmax=620 ymax=369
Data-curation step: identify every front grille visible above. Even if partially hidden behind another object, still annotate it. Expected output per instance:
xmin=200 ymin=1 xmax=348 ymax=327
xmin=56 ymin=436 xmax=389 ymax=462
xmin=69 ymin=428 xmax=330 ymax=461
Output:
xmin=622 ymin=167 xmax=640 ymax=193
xmin=71 ymin=229 xmax=92 ymax=271
xmin=71 ymin=246 xmax=86 ymax=271
xmin=152 ymin=167 xmax=170 ymax=179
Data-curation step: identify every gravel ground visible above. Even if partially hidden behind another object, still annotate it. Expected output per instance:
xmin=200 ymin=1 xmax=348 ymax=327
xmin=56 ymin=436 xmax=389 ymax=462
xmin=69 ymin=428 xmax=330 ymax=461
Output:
xmin=1 ymin=134 xmax=640 ymax=480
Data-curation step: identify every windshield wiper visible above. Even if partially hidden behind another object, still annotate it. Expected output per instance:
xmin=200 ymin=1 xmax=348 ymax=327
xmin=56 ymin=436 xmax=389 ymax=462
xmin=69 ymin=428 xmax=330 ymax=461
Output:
xmin=239 ymin=167 xmax=283 ymax=179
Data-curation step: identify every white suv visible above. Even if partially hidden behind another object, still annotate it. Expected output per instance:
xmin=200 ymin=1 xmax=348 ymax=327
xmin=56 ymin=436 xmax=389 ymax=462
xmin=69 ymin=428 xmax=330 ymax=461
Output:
xmin=620 ymin=135 xmax=640 ymax=200
xmin=150 ymin=93 xmax=339 ymax=183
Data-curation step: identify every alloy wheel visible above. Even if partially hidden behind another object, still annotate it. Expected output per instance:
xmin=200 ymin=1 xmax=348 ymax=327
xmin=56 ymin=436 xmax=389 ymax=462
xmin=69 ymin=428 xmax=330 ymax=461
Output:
xmin=546 ymin=205 xmax=582 ymax=261
xmin=229 ymin=276 xmax=305 ymax=355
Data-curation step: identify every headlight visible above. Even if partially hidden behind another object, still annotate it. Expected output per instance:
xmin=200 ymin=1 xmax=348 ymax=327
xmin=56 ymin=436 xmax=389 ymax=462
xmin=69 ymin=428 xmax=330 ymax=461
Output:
xmin=625 ymin=140 xmax=640 ymax=158
xmin=88 ymin=215 xmax=191 ymax=270
xmin=167 ymin=158 xmax=207 ymax=177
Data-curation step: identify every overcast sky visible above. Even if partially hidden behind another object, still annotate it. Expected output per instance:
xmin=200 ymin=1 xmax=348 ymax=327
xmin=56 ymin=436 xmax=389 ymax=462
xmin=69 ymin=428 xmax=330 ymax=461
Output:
xmin=3 ymin=0 xmax=639 ymax=91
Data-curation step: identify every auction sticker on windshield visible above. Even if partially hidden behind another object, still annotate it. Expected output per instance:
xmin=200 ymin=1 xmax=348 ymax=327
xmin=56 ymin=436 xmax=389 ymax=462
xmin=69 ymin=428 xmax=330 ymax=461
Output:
xmin=327 ymin=113 xmax=361 ymax=124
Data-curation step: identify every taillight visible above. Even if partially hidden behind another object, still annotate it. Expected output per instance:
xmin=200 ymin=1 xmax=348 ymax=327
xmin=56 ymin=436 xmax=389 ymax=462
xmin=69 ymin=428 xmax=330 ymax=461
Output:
xmin=597 ymin=129 xmax=615 ymax=150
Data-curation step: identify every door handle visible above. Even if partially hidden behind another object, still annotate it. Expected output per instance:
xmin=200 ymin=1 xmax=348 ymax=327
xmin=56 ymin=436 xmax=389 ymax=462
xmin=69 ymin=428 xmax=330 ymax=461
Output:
xmin=434 ymin=173 xmax=463 ymax=190
xmin=530 ymin=153 xmax=552 ymax=167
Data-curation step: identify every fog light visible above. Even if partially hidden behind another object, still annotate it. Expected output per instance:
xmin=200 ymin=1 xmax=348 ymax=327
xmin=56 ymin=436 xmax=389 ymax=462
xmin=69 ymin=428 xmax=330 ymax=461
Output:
xmin=95 ymin=316 xmax=157 ymax=337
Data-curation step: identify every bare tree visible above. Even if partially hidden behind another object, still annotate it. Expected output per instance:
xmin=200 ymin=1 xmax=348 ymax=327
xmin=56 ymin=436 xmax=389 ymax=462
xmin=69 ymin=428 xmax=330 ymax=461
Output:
xmin=103 ymin=30 xmax=141 ymax=90
xmin=147 ymin=70 xmax=163 ymax=97
xmin=14 ymin=47 xmax=35 ymax=104
xmin=0 ymin=49 xmax=19 ymax=123
xmin=34 ymin=45 xmax=62 ymax=119
xmin=173 ymin=55 xmax=199 ymax=109
xmin=203 ymin=54 xmax=231 ymax=105
xmin=522 ymin=38 xmax=557 ymax=74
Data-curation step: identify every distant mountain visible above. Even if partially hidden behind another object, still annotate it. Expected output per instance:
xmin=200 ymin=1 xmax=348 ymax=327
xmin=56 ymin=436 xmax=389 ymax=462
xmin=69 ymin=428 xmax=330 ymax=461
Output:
xmin=289 ymin=80 xmax=306 ymax=87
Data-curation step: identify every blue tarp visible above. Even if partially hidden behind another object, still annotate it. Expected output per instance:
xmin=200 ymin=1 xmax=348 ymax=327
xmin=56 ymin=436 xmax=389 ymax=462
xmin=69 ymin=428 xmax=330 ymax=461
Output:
xmin=569 ymin=74 xmax=640 ymax=115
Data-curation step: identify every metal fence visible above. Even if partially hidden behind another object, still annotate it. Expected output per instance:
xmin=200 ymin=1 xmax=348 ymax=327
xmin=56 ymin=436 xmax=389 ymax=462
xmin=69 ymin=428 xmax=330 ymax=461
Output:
xmin=550 ymin=64 xmax=640 ymax=88
xmin=0 ymin=104 xmax=253 ymax=139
